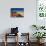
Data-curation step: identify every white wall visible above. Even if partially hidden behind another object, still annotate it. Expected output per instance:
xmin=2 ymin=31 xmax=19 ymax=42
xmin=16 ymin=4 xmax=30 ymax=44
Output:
xmin=0 ymin=0 xmax=36 ymax=42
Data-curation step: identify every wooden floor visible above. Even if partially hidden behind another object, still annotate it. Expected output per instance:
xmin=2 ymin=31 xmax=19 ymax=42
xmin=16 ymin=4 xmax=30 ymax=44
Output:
xmin=0 ymin=42 xmax=46 ymax=46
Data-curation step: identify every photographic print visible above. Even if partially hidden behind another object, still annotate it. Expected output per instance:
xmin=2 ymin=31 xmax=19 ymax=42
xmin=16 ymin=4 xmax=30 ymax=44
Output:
xmin=11 ymin=8 xmax=24 ymax=17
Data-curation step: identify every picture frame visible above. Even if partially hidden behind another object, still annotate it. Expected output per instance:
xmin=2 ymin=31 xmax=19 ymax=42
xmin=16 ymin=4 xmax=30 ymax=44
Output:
xmin=11 ymin=8 xmax=24 ymax=17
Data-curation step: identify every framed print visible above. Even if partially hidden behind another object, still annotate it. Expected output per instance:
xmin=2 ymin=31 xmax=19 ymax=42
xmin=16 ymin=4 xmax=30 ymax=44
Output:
xmin=11 ymin=8 xmax=24 ymax=17
xmin=37 ymin=0 xmax=46 ymax=18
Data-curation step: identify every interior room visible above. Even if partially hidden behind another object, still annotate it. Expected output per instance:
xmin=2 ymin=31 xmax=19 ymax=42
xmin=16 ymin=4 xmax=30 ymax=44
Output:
xmin=0 ymin=0 xmax=46 ymax=46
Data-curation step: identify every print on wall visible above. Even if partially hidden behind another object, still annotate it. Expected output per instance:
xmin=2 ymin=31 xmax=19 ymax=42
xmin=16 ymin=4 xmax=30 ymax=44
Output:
xmin=11 ymin=8 xmax=24 ymax=17
xmin=37 ymin=0 xmax=46 ymax=18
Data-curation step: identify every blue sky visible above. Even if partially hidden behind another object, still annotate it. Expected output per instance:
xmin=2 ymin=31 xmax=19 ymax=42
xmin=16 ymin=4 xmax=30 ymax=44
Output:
xmin=11 ymin=8 xmax=24 ymax=13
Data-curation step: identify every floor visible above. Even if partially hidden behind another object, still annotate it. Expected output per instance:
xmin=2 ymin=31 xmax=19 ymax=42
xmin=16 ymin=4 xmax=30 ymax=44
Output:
xmin=0 ymin=42 xmax=46 ymax=46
